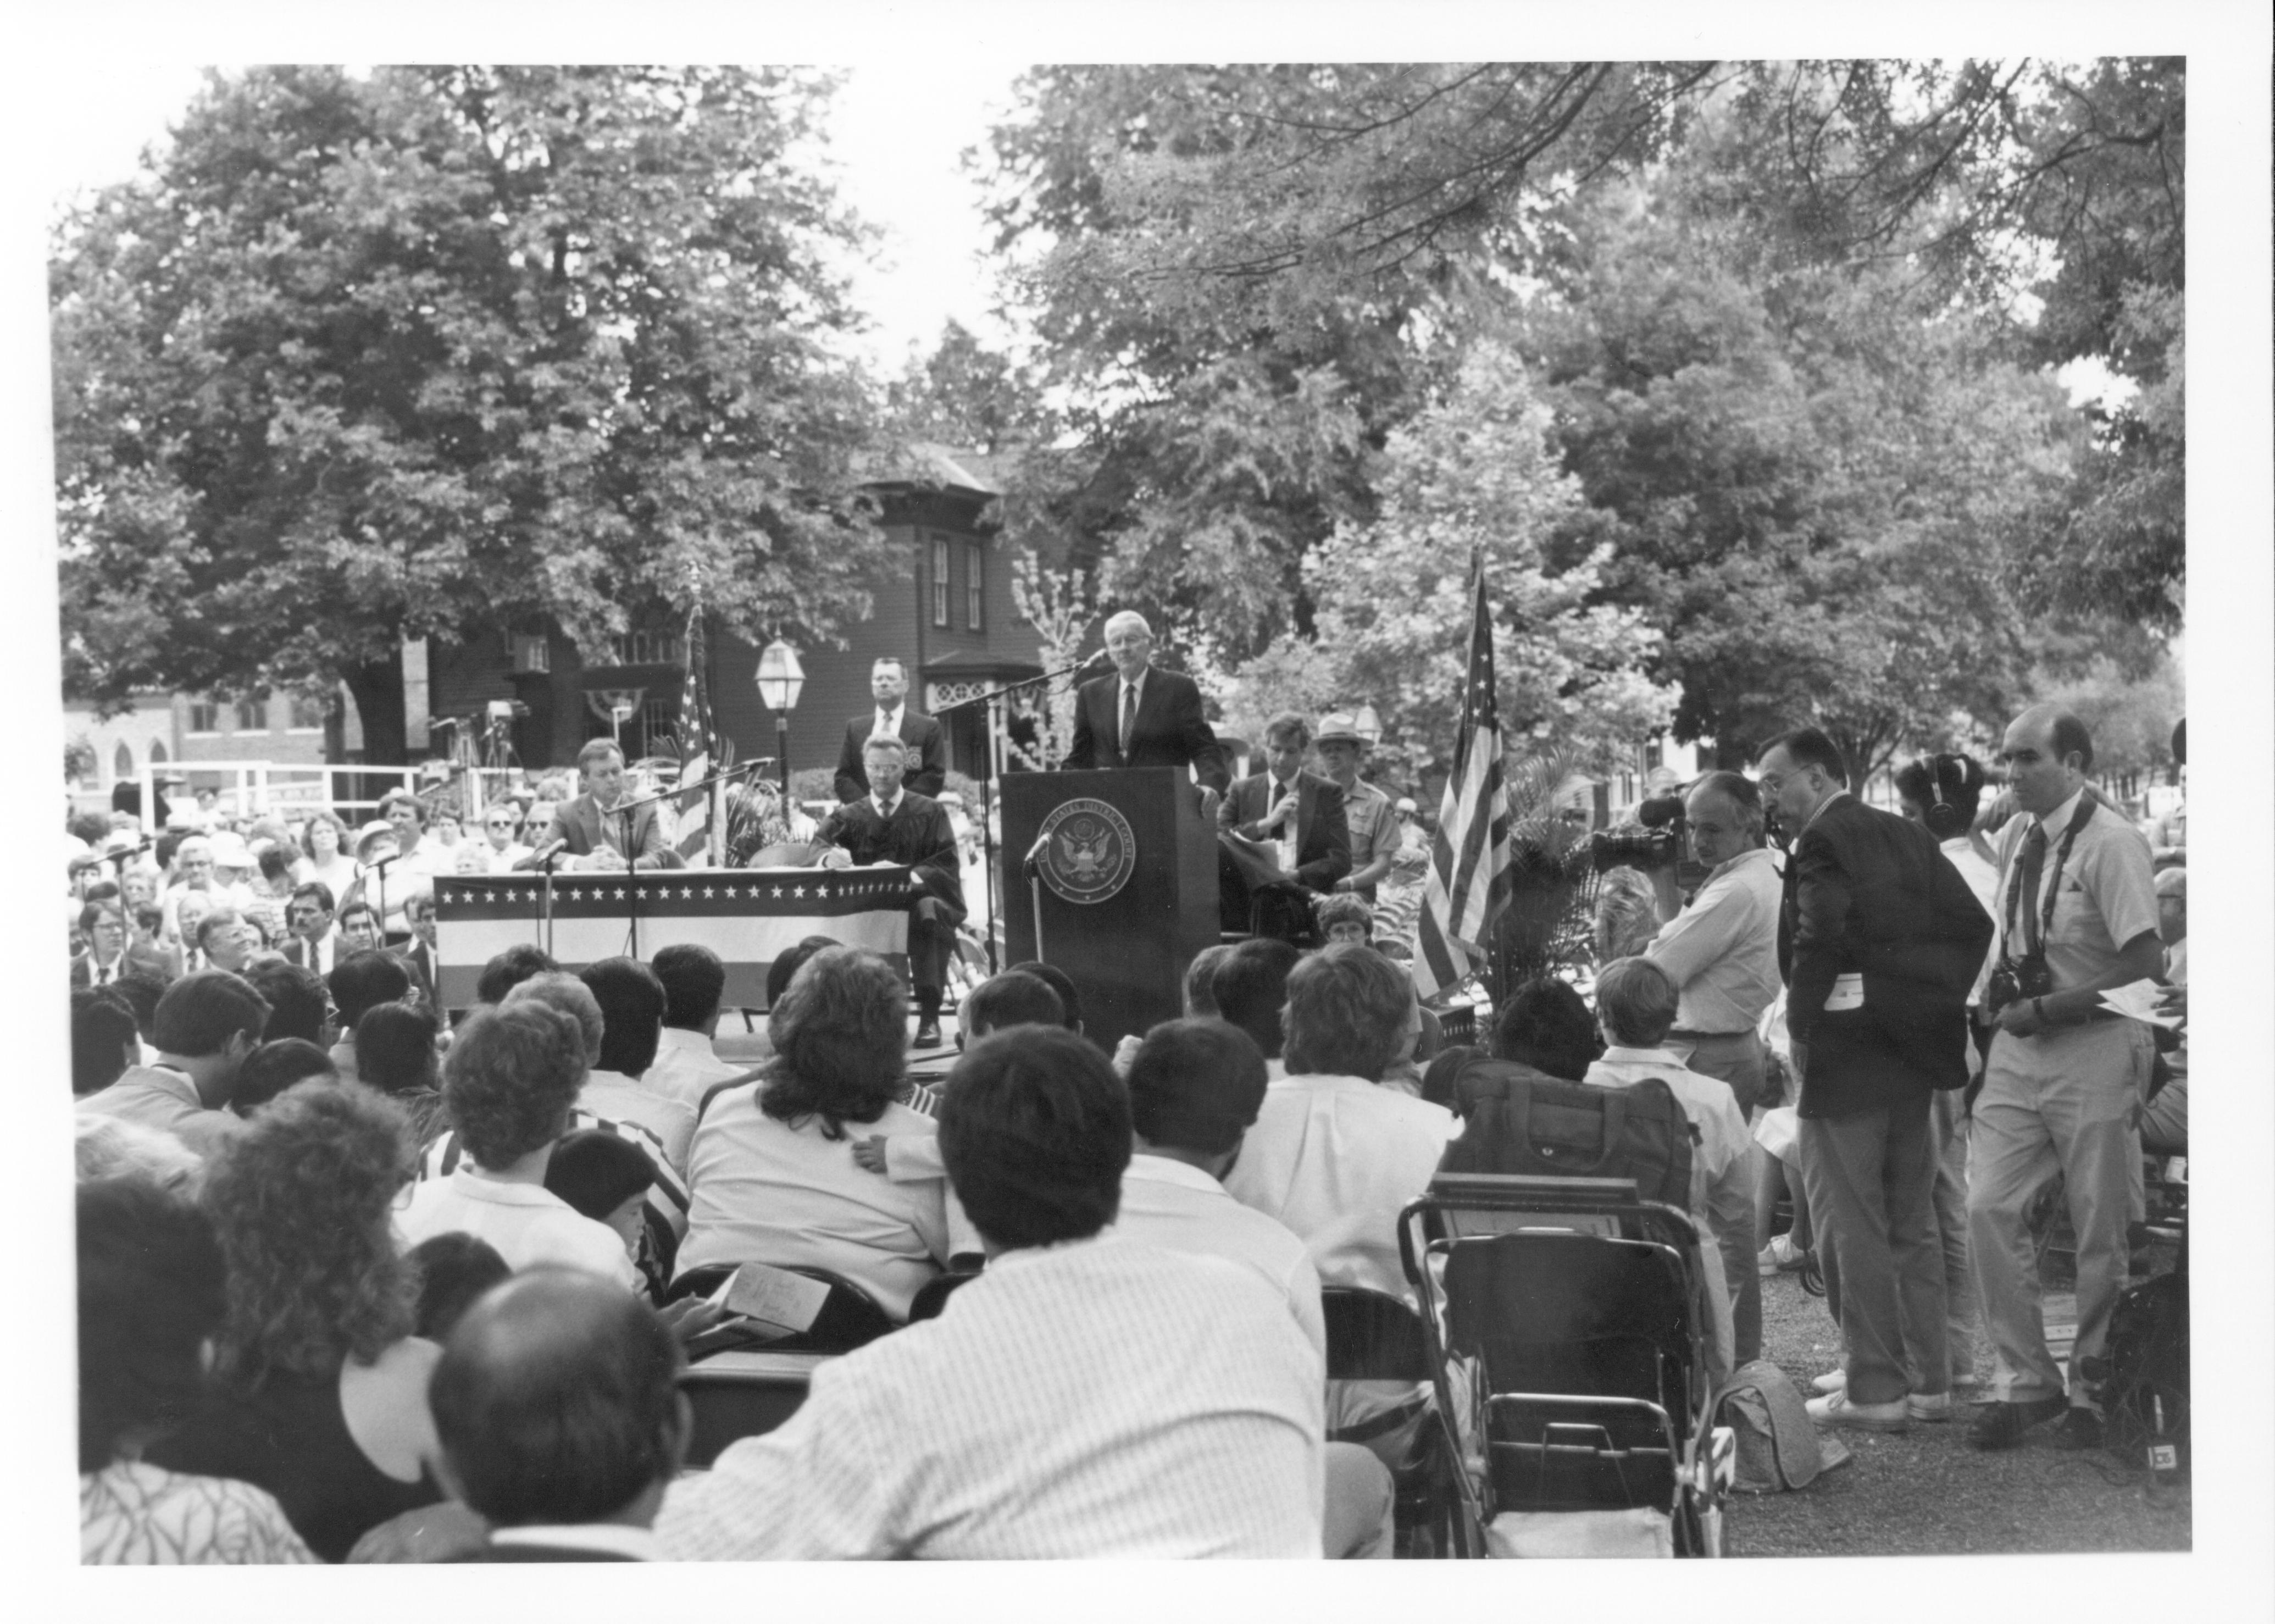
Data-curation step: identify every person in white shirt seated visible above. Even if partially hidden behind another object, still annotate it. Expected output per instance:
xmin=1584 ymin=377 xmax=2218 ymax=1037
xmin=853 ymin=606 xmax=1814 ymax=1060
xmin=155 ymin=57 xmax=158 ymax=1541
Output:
xmin=675 ymin=946 xmax=956 ymax=1318
xmin=1211 ymin=936 xmax=1301 ymax=1077
xmin=396 ymin=1001 xmax=637 ymax=1289
xmin=508 ymin=961 xmax=697 ymax=1178
xmin=498 ymin=970 xmax=696 ymax=1176
xmin=1111 ymin=1016 xmax=1327 ymax=1363
xmin=1224 ymin=943 xmax=1461 ymax=1299
xmin=657 ymin=1024 xmax=1387 ymax=1559
xmin=644 ymin=944 xmax=746 ymax=1111
xmin=428 ymin=1270 xmax=689 ymax=1564
xmin=1582 ymin=956 xmax=1758 ymax=1383
xmin=1222 ymin=943 xmax=1461 ymax=1467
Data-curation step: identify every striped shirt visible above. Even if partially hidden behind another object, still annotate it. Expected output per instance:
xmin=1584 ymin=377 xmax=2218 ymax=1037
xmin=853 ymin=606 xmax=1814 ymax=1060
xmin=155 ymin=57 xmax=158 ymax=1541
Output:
xmin=656 ymin=1236 xmax=1324 ymax=1559
xmin=421 ymin=1106 xmax=688 ymax=1239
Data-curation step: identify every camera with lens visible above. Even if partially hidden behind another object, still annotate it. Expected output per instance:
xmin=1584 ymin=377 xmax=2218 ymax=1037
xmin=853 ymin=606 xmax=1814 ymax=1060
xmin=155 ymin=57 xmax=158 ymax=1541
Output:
xmin=1589 ymin=794 xmax=1686 ymax=873
xmin=1983 ymin=953 xmax=2054 ymax=1018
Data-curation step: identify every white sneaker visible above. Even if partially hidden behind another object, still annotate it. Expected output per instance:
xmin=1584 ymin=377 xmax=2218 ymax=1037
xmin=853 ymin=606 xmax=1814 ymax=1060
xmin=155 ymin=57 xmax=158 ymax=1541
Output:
xmin=1805 ymin=1390 xmax=1910 ymax=1433
xmin=1757 ymin=1235 xmax=1806 ymax=1275
xmin=1811 ymin=1370 xmax=1847 ymax=1395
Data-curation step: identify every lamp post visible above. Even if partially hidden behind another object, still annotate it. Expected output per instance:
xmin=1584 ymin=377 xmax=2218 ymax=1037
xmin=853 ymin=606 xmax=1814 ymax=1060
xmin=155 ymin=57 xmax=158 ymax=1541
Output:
xmin=754 ymin=639 xmax=806 ymax=803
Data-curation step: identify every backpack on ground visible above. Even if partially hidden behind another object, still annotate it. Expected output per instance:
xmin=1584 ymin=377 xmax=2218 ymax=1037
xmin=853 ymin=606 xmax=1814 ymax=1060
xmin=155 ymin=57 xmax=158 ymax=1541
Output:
xmin=1712 ymin=1360 xmax=1851 ymax=1493
xmin=2091 ymin=1263 xmax=2190 ymax=1482
xmin=1438 ymin=1055 xmax=1696 ymax=1211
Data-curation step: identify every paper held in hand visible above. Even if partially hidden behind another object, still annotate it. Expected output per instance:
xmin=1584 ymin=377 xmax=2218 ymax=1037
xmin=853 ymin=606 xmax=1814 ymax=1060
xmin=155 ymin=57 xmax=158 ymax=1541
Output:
xmin=707 ymin=1262 xmax=832 ymax=1335
xmin=2097 ymin=978 xmax=2183 ymax=1030
xmin=1217 ymin=830 xmax=1287 ymax=892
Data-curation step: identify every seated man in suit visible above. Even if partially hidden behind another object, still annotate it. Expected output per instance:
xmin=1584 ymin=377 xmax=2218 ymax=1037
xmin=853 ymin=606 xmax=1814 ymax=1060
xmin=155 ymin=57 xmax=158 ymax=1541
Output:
xmin=834 ymin=656 xmax=947 ymax=803
xmin=1064 ymin=611 xmax=1230 ymax=797
xmin=519 ymin=739 xmax=668 ymax=872
xmin=430 ymin=1268 xmax=687 ymax=1562
xmin=1217 ymin=711 xmax=1351 ymax=939
xmin=814 ymin=735 xmax=967 ymax=1049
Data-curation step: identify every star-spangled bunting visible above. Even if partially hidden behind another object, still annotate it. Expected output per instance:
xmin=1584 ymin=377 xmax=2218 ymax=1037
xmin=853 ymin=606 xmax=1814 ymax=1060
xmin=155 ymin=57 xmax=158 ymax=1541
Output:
xmin=1413 ymin=550 xmax=1513 ymax=1001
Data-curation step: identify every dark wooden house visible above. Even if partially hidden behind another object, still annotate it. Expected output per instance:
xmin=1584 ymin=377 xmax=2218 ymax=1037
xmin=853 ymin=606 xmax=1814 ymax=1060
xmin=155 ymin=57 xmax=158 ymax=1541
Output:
xmin=427 ymin=448 xmax=1046 ymax=786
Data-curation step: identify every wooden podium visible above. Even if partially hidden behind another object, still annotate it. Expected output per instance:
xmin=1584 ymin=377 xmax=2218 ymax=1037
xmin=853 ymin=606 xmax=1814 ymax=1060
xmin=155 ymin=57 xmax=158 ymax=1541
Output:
xmin=1001 ymin=768 xmax=1222 ymax=1053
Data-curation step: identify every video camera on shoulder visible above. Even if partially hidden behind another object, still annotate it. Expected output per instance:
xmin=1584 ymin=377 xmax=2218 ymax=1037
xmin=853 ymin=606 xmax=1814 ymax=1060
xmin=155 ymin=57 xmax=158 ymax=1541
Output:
xmin=1589 ymin=793 xmax=1686 ymax=874
xmin=1983 ymin=952 xmax=2054 ymax=1018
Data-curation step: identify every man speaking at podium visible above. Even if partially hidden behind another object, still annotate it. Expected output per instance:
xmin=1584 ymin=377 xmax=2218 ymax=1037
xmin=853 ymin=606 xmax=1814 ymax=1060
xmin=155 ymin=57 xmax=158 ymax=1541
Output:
xmin=1064 ymin=611 xmax=1229 ymax=797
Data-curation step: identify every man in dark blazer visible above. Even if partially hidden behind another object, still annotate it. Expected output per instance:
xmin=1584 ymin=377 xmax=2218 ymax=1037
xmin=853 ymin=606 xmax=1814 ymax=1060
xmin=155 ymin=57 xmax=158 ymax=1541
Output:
xmin=1063 ymin=611 xmax=1229 ymax=794
xmin=815 ymin=735 xmax=968 ymax=1047
xmin=431 ymin=1270 xmax=685 ymax=1564
xmin=834 ymin=656 xmax=948 ymax=802
xmin=70 ymin=899 xmax=174 ymax=988
xmin=276 ymin=882 xmax=343 ymax=977
xmin=520 ymin=739 xmax=668 ymax=871
xmin=1757 ymin=725 xmax=1993 ymax=1435
xmin=1216 ymin=711 xmax=1351 ymax=939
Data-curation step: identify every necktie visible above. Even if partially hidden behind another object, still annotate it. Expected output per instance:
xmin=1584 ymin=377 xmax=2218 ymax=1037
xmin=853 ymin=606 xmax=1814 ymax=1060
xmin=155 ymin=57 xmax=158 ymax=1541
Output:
xmin=2018 ymin=823 xmax=2050 ymax=954
xmin=1119 ymin=683 xmax=1137 ymax=761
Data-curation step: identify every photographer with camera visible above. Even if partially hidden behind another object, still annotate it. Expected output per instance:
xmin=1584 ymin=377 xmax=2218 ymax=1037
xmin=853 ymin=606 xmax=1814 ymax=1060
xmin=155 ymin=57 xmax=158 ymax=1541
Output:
xmin=1966 ymin=705 xmax=2163 ymax=1453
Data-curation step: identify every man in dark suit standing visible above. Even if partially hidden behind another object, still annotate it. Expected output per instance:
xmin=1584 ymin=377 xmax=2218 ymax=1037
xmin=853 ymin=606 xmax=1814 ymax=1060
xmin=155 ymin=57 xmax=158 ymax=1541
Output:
xmin=835 ymin=656 xmax=947 ymax=803
xmin=520 ymin=739 xmax=669 ymax=871
xmin=1756 ymin=726 xmax=1992 ymax=1435
xmin=1216 ymin=711 xmax=1351 ymax=938
xmin=1064 ymin=611 xmax=1229 ymax=795
xmin=815 ymin=735 xmax=968 ymax=1047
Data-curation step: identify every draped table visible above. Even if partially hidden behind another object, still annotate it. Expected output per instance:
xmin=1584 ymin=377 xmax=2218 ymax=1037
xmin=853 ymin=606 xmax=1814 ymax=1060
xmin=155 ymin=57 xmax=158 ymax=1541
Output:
xmin=433 ymin=867 xmax=912 ymax=1011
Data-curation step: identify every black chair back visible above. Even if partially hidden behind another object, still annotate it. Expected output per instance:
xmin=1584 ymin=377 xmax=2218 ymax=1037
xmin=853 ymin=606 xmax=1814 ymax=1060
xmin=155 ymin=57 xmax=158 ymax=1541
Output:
xmin=907 ymin=1269 xmax=981 ymax=1323
xmin=1321 ymin=1287 xmax=1430 ymax=1382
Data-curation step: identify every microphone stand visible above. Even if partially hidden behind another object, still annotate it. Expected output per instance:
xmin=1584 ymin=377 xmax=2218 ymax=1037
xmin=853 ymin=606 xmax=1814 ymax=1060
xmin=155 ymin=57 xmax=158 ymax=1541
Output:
xmin=603 ymin=763 xmax=770 ymax=957
xmin=930 ymin=654 xmax=1109 ymax=976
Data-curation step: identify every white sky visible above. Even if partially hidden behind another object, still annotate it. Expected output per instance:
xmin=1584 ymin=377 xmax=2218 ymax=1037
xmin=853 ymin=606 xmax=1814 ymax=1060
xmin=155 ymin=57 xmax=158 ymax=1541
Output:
xmin=35 ymin=60 xmax=1023 ymax=379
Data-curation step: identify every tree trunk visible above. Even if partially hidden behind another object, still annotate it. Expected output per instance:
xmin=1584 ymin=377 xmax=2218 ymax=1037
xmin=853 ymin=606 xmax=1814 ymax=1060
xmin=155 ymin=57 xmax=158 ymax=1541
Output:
xmin=341 ymin=651 xmax=409 ymax=807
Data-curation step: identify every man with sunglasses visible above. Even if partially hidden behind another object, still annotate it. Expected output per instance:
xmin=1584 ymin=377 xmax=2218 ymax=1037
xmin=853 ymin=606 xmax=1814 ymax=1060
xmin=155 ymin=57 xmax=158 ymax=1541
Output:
xmin=478 ymin=805 xmax=533 ymax=874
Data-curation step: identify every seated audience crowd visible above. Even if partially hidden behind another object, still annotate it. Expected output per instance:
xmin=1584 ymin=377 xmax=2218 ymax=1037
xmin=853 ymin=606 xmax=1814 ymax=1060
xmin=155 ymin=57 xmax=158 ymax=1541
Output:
xmin=70 ymin=739 xmax=2173 ymax=1562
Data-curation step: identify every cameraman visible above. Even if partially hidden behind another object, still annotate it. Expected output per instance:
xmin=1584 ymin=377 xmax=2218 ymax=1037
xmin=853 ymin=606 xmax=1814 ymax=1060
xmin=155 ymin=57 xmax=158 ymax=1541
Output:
xmin=1966 ymin=705 xmax=2162 ymax=1452
xmin=1642 ymin=772 xmax=1783 ymax=1119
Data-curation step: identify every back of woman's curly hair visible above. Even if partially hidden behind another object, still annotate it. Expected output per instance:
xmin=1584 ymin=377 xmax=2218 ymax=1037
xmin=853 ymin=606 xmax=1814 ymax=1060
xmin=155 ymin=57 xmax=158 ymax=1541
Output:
xmin=200 ymin=1080 xmax=418 ymax=1392
xmin=759 ymin=946 xmax=907 ymax=1139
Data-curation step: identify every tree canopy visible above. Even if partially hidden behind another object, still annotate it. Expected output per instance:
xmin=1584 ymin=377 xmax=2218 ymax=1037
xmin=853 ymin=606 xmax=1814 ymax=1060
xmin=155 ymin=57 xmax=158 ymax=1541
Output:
xmin=53 ymin=65 xmax=887 ymax=758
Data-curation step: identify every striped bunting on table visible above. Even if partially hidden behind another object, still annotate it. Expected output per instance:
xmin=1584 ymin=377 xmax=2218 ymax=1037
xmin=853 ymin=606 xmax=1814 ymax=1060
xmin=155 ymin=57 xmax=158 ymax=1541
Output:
xmin=433 ymin=870 xmax=912 ymax=1011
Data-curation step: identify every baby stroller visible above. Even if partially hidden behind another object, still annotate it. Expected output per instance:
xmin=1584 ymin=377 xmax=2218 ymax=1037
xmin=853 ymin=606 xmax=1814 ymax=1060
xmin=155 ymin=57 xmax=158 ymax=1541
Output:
xmin=1399 ymin=1173 xmax=1734 ymax=1558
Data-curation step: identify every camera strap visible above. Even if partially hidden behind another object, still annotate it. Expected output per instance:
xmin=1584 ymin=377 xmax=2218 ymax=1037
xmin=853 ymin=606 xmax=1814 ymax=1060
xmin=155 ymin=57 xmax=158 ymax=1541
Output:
xmin=2002 ymin=796 xmax=2096 ymax=958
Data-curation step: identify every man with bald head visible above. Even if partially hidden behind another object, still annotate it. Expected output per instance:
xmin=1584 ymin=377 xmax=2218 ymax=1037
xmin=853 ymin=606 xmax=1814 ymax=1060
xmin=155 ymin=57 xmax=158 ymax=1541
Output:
xmin=1064 ymin=610 xmax=1229 ymax=795
xmin=430 ymin=1269 xmax=688 ymax=1561
xmin=1644 ymin=771 xmax=1783 ymax=1118
xmin=1966 ymin=705 xmax=2163 ymax=1453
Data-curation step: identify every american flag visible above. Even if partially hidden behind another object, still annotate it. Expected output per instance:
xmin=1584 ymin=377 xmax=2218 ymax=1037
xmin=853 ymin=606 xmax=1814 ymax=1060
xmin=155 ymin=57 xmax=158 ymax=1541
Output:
xmin=1414 ymin=552 xmax=1512 ymax=1000
xmin=673 ymin=597 xmax=722 ymax=867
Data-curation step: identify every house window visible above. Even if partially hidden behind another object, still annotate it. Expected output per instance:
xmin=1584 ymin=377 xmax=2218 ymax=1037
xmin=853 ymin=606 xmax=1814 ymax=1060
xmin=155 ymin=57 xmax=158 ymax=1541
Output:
xmin=288 ymin=693 xmax=327 ymax=730
xmin=966 ymin=542 xmax=984 ymax=631
xmin=187 ymin=699 xmax=219 ymax=735
xmin=113 ymin=741 xmax=134 ymax=781
xmin=608 ymin=630 xmax=686 ymax=666
xmin=235 ymin=696 xmax=269 ymax=733
xmin=931 ymin=537 xmax=951 ymax=628
xmin=642 ymin=696 xmax=678 ymax=750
